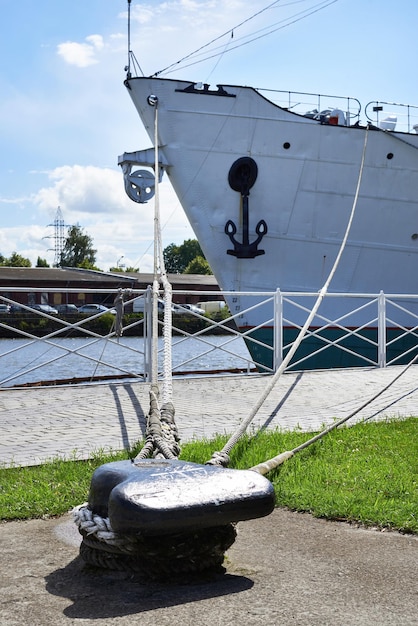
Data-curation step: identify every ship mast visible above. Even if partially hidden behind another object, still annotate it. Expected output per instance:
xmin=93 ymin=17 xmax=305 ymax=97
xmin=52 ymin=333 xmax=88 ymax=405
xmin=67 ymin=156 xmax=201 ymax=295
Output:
xmin=124 ymin=0 xmax=143 ymax=78
xmin=125 ymin=0 xmax=132 ymax=79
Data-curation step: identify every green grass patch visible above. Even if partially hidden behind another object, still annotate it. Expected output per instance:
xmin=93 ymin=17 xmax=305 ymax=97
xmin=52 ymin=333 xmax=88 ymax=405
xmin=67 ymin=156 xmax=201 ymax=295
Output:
xmin=0 ymin=418 xmax=416 ymax=533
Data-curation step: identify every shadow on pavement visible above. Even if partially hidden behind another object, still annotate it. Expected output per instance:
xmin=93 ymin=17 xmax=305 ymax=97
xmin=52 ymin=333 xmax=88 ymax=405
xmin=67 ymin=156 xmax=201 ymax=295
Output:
xmin=45 ymin=556 xmax=254 ymax=620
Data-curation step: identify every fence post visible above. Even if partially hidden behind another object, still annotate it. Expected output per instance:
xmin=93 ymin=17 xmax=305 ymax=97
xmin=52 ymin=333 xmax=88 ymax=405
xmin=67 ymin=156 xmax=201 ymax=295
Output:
xmin=377 ymin=290 xmax=386 ymax=368
xmin=273 ymin=289 xmax=283 ymax=372
xmin=143 ymin=286 xmax=153 ymax=380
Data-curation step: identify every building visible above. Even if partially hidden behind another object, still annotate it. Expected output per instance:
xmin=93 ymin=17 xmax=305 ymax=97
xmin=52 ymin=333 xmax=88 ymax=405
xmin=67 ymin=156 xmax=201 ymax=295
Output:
xmin=0 ymin=267 xmax=221 ymax=310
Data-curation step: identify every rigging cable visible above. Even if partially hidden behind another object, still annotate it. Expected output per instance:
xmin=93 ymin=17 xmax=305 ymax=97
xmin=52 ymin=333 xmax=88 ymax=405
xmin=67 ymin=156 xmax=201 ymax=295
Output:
xmin=152 ymin=0 xmax=339 ymax=77
xmin=207 ymin=126 xmax=369 ymax=467
xmin=152 ymin=0 xmax=282 ymax=77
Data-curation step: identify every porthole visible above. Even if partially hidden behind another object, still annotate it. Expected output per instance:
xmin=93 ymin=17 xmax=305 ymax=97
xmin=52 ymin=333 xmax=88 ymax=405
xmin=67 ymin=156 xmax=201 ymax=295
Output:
xmin=412 ymin=233 xmax=418 ymax=240
xmin=283 ymin=142 xmax=291 ymax=150
xmin=386 ymin=152 xmax=394 ymax=160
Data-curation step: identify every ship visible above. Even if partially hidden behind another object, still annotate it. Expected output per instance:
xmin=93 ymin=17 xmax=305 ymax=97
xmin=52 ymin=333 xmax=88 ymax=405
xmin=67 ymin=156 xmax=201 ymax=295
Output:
xmin=118 ymin=75 xmax=418 ymax=371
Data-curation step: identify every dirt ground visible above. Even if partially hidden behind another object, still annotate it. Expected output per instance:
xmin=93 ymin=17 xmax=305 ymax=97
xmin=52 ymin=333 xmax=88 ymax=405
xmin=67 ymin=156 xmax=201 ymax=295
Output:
xmin=0 ymin=508 xmax=417 ymax=626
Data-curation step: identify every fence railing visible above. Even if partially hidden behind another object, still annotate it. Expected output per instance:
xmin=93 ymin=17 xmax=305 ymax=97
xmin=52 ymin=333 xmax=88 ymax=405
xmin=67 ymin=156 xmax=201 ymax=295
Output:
xmin=1 ymin=289 xmax=418 ymax=388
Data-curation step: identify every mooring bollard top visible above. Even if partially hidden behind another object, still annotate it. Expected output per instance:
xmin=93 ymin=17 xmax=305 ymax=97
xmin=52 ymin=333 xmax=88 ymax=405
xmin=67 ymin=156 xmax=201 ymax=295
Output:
xmin=88 ymin=459 xmax=275 ymax=535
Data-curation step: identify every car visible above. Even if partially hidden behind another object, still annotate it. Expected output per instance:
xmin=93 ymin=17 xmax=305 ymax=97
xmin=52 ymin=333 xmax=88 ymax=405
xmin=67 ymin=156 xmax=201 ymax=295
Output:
xmin=78 ymin=304 xmax=116 ymax=315
xmin=30 ymin=304 xmax=58 ymax=314
xmin=173 ymin=303 xmax=205 ymax=315
xmin=133 ymin=296 xmax=165 ymax=313
xmin=9 ymin=304 xmax=25 ymax=314
xmin=56 ymin=304 xmax=79 ymax=315
xmin=0 ymin=304 xmax=10 ymax=313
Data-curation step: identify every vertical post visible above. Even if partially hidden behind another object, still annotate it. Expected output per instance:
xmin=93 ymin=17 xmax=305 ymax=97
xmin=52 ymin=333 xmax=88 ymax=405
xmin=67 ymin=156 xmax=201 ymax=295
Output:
xmin=143 ymin=286 xmax=153 ymax=381
xmin=273 ymin=289 xmax=283 ymax=372
xmin=377 ymin=290 xmax=386 ymax=368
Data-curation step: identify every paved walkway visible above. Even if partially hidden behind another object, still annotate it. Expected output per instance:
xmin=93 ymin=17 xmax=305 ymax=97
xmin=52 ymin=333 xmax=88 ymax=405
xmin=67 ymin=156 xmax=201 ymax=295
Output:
xmin=1 ymin=365 xmax=418 ymax=467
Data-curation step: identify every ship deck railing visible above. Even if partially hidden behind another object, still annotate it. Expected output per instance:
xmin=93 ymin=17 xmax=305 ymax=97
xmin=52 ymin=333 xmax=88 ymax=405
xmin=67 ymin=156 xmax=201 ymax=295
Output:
xmin=1 ymin=288 xmax=418 ymax=388
xmin=258 ymin=87 xmax=418 ymax=133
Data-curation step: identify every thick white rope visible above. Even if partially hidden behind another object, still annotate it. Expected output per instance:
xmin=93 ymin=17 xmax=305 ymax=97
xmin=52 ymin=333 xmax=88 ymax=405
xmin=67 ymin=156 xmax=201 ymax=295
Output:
xmin=251 ymin=349 xmax=418 ymax=475
xmin=207 ymin=127 xmax=370 ymax=465
xmin=73 ymin=503 xmax=138 ymax=552
xmin=152 ymin=101 xmax=173 ymax=404
xmin=151 ymin=102 xmax=160 ymax=386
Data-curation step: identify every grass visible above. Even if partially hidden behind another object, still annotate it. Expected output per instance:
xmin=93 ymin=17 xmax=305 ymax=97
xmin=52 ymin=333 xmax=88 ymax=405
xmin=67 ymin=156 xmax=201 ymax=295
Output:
xmin=0 ymin=418 xmax=416 ymax=533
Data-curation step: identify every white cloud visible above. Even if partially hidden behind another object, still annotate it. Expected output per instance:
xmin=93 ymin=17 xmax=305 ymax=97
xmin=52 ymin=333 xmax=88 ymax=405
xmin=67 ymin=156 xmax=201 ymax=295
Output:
xmin=0 ymin=224 xmax=52 ymax=264
xmin=34 ymin=165 xmax=130 ymax=216
xmin=29 ymin=164 xmax=194 ymax=271
xmin=57 ymin=34 xmax=104 ymax=68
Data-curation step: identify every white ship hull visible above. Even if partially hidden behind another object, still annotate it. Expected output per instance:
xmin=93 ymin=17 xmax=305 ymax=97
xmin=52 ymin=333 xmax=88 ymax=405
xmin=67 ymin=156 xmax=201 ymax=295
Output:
xmin=120 ymin=76 xmax=418 ymax=369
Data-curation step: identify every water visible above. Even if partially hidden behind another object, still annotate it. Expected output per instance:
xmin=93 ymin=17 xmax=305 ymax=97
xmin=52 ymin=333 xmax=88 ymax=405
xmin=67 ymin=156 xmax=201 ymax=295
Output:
xmin=0 ymin=335 xmax=252 ymax=388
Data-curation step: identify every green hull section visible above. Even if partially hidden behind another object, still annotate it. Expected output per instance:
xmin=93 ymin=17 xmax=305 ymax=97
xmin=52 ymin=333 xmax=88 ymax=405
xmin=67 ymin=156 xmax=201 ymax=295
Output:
xmin=244 ymin=327 xmax=418 ymax=371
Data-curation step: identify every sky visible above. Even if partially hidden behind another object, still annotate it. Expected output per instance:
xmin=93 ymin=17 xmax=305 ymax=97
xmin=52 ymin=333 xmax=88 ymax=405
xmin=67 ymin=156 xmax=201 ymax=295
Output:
xmin=1 ymin=0 xmax=417 ymax=272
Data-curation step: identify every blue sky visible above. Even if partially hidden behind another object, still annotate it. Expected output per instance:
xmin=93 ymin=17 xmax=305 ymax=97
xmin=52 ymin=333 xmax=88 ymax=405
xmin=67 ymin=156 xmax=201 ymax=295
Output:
xmin=1 ymin=0 xmax=417 ymax=271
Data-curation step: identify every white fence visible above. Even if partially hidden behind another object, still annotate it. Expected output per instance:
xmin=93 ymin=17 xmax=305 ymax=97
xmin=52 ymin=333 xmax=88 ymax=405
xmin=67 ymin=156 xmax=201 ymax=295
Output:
xmin=0 ymin=288 xmax=418 ymax=388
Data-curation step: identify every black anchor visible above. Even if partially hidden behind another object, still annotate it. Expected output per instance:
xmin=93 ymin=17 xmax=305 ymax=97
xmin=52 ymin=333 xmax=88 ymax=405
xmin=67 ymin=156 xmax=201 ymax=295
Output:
xmin=225 ymin=157 xmax=267 ymax=258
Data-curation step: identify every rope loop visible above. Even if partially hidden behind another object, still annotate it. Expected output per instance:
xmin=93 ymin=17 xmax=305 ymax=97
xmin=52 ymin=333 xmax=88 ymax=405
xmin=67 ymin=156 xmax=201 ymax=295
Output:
xmin=133 ymin=387 xmax=181 ymax=462
xmin=205 ymin=450 xmax=231 ymax=467
xmin=73 ymin=504 xmax=138 ymax=552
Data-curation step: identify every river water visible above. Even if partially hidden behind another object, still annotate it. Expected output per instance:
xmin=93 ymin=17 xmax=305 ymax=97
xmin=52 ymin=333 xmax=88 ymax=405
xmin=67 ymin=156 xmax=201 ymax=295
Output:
xmin=0 ymin=335 xmax=252 ymax=388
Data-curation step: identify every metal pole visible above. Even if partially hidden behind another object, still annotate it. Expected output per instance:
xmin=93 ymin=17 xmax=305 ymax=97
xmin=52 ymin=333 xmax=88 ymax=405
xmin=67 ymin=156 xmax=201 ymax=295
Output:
xmin=378 ymin=290 xmax=386 ymax=368
xmin=273 ymin=288 xmax=283 ymax=372
xmin=144 ymin=286 xmax=153 ymax=380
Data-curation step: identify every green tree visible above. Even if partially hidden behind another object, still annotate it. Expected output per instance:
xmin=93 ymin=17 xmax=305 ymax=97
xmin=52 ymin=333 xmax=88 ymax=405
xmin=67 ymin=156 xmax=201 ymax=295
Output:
xmin=184 ymin=255 xmax=212 ymax=275
xmin=36 ymin=257 xmax=49 ymax=268
xmin=3 ymin=252 xmax=32 ymax=267
xmin=163 ymin=239 xmax=207 ymax=273
xmin=60 ymin=225 xmax=97 ymax=269
xmin=108 ymin=266 xmax=140 ymax=273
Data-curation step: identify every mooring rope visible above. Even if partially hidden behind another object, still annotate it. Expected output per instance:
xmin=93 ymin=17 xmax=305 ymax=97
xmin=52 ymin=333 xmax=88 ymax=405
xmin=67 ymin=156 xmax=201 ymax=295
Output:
xmin=130 ymin=99 xmax=177 ymax=463
xmin=151 ymin=99 xmax=173 ymax=404
xmin=73 ymin=499 xmax=236 ymax=578
xmin=251 ymin=349 xmax=418 ymax=475
xmin=207 ymin=126 xmax=370 ymax=467
xmin=73 ymin=98 xmax=181 ymax=574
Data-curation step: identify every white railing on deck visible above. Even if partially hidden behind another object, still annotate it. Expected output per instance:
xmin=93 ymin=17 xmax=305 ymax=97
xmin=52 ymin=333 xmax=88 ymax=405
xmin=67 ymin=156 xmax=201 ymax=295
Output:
xmin=365 ymin=100 xmax=418 ymax=134
xmin=257 ymin=87 xmax=361 ymax=125
xmin=257 ymin=87 xmax=418 ymax=133
xmin=1 ymin=288 xmax=418 ymax=388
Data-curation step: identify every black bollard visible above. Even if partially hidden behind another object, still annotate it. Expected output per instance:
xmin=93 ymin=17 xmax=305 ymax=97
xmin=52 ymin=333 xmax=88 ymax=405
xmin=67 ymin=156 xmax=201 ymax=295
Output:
xmin=77 ymin=459 xmax=275 ymax=579
xmin=89 ymin=459 xmax=275 ymax=534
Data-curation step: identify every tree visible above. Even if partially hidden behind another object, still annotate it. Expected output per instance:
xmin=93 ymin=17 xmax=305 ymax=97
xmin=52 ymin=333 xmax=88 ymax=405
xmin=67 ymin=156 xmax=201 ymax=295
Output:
xmin=108 ymin=266 xmax=139 ymax=273
xmin=36 ymin=257 xmax=49 ymax=268
xmin=59 ymin=225 xmax=97 ymax=269
xmin=1 ymin=252 xmax=32 ymax=267
xmin=184 ymin=256 xmax=212 ymax=275
xmin=163 ymin=239 xmax=209 ymax=274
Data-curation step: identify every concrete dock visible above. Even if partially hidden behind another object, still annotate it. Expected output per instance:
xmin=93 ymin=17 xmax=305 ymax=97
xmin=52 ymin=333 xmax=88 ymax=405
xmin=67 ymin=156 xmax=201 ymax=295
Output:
xmin=1 ymin=365 xmax=417 ymax=467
